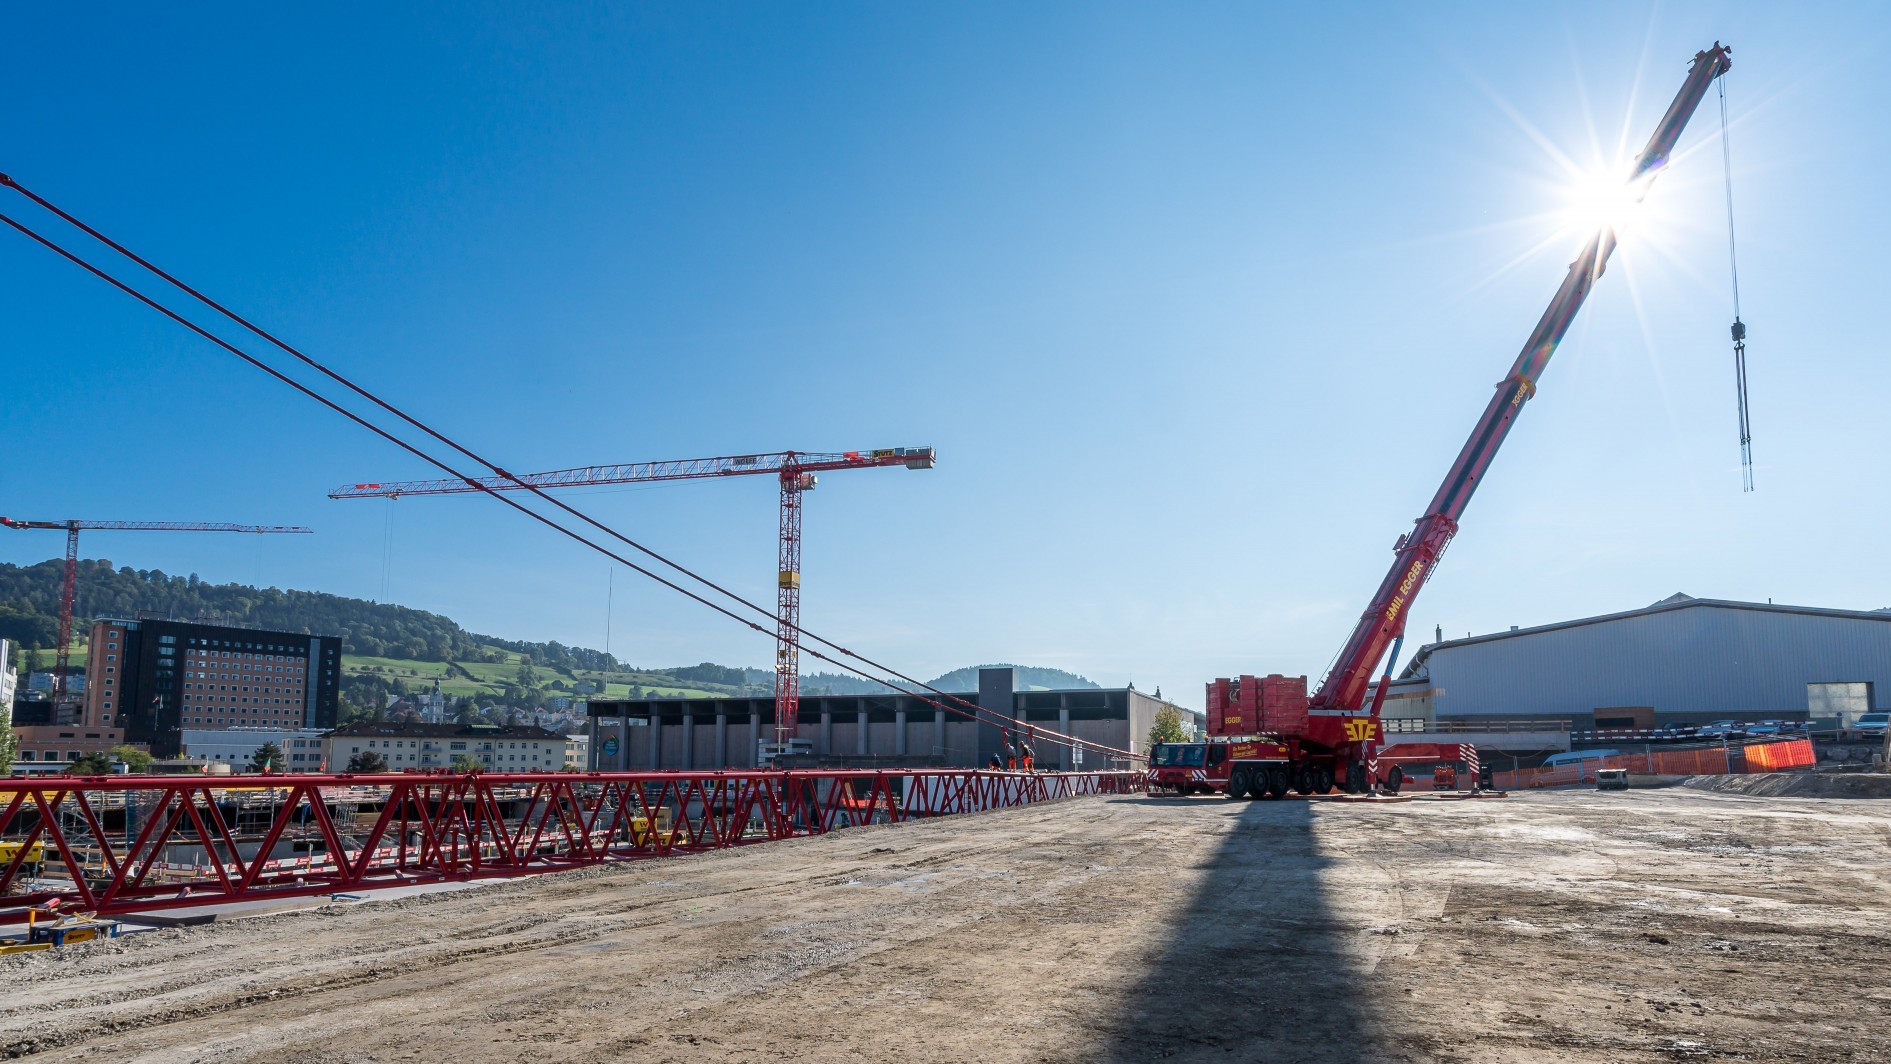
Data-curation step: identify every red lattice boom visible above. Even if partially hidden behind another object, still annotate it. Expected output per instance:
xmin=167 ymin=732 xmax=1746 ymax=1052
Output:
xmin=0 ymin=769 xmax=1144 ymax=921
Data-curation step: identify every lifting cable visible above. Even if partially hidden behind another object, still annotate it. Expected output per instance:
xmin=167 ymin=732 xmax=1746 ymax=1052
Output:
xmin=1718 ymin=74 xmax=1754 ymax=492
xmin=0 ymin=178 xmax=1143 ymax=763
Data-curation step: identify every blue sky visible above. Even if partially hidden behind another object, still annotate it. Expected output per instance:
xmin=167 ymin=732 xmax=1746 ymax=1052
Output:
xmin=4 ymin=3 xmax=1886 ymax=706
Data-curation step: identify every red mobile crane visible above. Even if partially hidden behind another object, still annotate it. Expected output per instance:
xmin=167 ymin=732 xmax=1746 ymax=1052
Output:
xmin=0 ymin=518 xmax=315 ymax=704
xmin=330 ymin=447 xmax=935 ymax=751
xmin=1152 ymin=43 xmax=1736 ymax=799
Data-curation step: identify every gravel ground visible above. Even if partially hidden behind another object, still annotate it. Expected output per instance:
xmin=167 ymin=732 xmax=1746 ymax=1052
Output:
xmin=3 ymin=788 xmax=1888 ymax=1063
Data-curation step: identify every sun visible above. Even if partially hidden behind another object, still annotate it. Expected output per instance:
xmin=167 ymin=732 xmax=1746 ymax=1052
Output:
xmin=1561 ymin=163 xmax=1653 ymax=239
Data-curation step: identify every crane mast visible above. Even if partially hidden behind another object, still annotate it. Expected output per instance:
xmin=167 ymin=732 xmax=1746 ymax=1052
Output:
xmin=1308 ymin=43 xmax=1733 ymax=715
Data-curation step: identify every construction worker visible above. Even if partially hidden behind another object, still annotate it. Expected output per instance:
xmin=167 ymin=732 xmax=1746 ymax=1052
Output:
xmin=1018 ymin=736 xmax=1036 ymax=773
xmin=987 ymin=750 xmax=1005 ymax=771
xmin=1004 ymin=735 xmax=1019 ymax=771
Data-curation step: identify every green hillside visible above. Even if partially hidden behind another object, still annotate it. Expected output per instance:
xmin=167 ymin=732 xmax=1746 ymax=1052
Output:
xmin=0 ymin=559 xmax=769 ymax=712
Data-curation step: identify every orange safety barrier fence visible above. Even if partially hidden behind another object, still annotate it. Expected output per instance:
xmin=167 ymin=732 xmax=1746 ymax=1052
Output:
xmin=1491 ymin=738 xmax=1817 ymax=790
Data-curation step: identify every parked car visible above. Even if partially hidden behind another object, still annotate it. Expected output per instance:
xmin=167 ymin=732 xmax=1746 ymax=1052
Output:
xmin=1852 ymin=712 xmax=1889 ymax=736
xmin=1695 ymin=720 xmax=1747 ymax=739
xmin=1745 ymin=722 xmax=1782 ymax=736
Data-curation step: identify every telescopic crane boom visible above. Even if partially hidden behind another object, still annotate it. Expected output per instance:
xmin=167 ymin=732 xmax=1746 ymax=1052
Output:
xmin=1195 ymin=44 xmax=1734 ymax=799
xmin=1310 ymin=43 xmax=1734 ymax=717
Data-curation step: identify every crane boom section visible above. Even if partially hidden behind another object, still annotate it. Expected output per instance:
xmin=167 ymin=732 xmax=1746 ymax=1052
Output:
xmin=1309 ymin=44 xmax=1732 ymax=714
xmin=329 ymin=447 xmax=937 ymax=499
xmin=0 ymin=518 xmax=312 ymax=533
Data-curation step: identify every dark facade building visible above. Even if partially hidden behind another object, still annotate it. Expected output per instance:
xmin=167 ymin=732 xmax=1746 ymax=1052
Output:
xmin=85 ymin=617 xmax=341 ymax=757
xmin=586 ymin=666 xmax=1195 ymax=772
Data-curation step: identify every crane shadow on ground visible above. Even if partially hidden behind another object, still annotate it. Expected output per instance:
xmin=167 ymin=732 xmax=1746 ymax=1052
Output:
xmin=1089 ymin=795 xmax=1398 ymax=1064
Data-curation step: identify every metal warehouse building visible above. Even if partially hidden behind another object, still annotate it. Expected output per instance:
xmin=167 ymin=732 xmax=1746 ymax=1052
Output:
xmin=586 ymin=667 xmax=1193 ymax=772
xmin=1381 ymin=594 xmax=1891 ymax=730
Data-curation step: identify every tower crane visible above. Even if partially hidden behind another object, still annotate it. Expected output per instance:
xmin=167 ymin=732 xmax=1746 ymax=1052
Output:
xmin=0 ymin=518 xmax=315 ymax=704
xmin=330 ymin=447 xmax=936 ymax=749
xmin=1167 ymin=43 xmax=1736 ymax=799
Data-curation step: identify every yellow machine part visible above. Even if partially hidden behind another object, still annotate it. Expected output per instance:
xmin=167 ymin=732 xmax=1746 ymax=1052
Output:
xmin=0 ymin=841 xmax=45 ymax=864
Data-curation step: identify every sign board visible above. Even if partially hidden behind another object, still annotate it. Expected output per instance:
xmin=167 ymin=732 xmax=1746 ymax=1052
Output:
xmin=601 ymin=737 xmax=618 ymax=757
xmin=1072 ymin=745 xmax=1083 ymax=766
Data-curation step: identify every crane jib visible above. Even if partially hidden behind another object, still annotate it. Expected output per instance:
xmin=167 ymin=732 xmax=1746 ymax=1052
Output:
xmin=1307 ymin=44 xmax=1732 ymax=714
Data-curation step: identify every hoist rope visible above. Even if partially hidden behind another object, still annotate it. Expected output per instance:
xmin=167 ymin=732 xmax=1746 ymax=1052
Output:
xmin=1719 ymin=75 xmax=1755 ymax=492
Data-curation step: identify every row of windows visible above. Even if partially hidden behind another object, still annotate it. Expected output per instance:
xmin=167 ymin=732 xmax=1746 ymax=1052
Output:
xmin=187 ymin=637 xmax=308 ymax=655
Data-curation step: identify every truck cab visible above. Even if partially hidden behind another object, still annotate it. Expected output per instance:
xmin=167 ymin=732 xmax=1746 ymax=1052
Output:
xmin=1147 ymin=742 xmax=1229 ymax=795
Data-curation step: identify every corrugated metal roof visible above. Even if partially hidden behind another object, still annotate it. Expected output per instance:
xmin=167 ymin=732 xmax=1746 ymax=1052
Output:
xmin=1400 ymin=594 xmax=1891 ymax=678
xmin=1396 ymin=595 xmax=1891 ymax=717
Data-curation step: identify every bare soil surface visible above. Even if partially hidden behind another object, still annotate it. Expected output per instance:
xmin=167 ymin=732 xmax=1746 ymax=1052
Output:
xmin=1684 ymin=770 xmax=1891 ymax=799
xmin=4 ymin=788 xmax=1889 ymax=1063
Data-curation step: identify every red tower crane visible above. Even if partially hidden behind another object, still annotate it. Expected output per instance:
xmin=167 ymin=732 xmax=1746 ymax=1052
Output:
xmin=329 ymin=447 xmax=936 ymax=749
xmin=0 ymin=518 xmax=315 ymax=704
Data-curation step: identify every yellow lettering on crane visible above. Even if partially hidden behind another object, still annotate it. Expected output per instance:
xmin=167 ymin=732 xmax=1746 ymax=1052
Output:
xmin=1344 ymin=719 xmax=1376 ymax=743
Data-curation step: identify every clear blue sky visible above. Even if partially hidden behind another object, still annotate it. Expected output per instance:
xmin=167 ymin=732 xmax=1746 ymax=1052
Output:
xmin=4 ymin=3 xmax=1886 ymax=706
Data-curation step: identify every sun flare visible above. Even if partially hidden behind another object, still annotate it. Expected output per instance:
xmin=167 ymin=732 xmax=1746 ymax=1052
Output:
xmin=1561 ymin=164 xmax=1654 ymax=239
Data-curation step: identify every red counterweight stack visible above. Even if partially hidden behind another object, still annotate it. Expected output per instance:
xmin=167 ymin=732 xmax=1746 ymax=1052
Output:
xmin=1205 ymin=674 xmax=1309 ymax=737
xmin=1258 ymin=673 xmax=1309 ymax=734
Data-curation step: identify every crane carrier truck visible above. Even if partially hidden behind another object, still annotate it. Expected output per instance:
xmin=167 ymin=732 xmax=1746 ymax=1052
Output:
xmin=1150 ymin=42 xmax=1735 ymax=799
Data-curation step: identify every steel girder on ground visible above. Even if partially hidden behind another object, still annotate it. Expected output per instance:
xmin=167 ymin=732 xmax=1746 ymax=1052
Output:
xmin=0 ymin=769 xmax=1144 ymax=921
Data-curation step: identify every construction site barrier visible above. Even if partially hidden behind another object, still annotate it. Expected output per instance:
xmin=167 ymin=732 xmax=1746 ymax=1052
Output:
xmin=1491 ymin=738 xmax=1816 ymax=790
xmin=0 ymin=768 xmax=1144 ymax=922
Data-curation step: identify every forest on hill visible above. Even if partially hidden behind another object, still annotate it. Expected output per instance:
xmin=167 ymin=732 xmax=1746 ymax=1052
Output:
xmin=0 ymin=559 xmax=612 ymax=669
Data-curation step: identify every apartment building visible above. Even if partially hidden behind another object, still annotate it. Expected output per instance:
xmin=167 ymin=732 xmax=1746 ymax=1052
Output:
xmin=84 ymin=618 xmax=341 ymax=757
xmin=324 ymin=722 xmax=568 ymax=773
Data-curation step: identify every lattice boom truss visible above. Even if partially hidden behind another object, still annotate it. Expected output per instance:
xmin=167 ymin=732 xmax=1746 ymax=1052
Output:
xmin=0 ymin=769 xmax=1144 ymax=921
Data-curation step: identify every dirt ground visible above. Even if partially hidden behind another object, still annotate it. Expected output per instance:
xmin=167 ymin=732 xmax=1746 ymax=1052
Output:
xmin=4 ymin=787 xmax=1890 ymax=1063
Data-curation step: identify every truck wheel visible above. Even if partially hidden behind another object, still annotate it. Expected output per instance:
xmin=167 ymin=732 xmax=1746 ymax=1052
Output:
xmin=1345 ymin=762 xmax=1367 ymax=794
xmin=1313 ymin=766 xmax=1334 ymax=794
xmin=1383 ymin=766 xmax=1404 ymax=796
xmin=1266 ymin=766 xmax=1289 ymax=799
xmin=1227 ymin=768 xmax=1251 ymax=800
xmin=1292 ymin=766 xmax=1315 ymax=795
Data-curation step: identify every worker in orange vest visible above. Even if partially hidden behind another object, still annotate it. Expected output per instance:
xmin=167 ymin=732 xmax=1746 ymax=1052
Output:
xmin=1003 ymin=736 xmax=1019 ymax=771
xmin=1018 ymin=736 xmax=1036 ymax=773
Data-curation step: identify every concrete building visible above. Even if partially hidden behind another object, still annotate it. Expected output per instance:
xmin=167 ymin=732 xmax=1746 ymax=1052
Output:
xmin=9 ymin=724 xmax=126 ymax=767
xmin=1383 ymin=594 xmax=1891 ymax=731
xmin=180 ymin=726 xmax=331 ymax=771
xmin=85 ymin=618 xmax=342 ymax=757
xmin=26 ymin=672 xmax=83 ymax=694
xmin=325 ymin=722 xmax=568 ymax=773
xmin=586 ymin=667 xmax=1195 ymax=772
xmin=1 ymin=638 xmax=15 ymax=723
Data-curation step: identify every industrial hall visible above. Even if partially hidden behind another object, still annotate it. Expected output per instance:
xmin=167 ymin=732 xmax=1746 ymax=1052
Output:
xmin=586 ymin=666 xmax=1194 ymax=772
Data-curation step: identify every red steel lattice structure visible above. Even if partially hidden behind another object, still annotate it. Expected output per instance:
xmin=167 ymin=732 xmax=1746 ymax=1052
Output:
xmin=0 ymin=518 xmax=313 ymax=703
xmin=330 ymin=449 xmax=935 ymax=748
xmin=0 ymin=768 xmax=1141 ymax=921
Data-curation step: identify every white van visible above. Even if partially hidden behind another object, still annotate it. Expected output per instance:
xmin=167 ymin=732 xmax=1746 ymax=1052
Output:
xmin=1543 ymin=749 xmax=1619 ymax=769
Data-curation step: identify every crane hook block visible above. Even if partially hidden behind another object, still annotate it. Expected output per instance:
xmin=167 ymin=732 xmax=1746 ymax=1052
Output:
xmin=1730 ymin=319 xmax=1747 ymax=342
